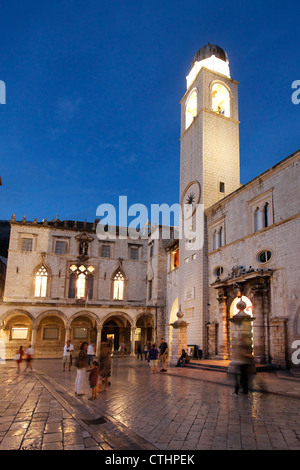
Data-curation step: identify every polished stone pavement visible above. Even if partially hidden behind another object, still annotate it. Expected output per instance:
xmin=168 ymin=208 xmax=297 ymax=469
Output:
xmin=0 ymin=357 xmax=300 ymax=450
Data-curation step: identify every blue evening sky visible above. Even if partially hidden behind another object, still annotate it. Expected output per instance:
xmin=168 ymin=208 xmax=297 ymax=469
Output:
xmin=0 ymin=0 xmax=299 ymax=225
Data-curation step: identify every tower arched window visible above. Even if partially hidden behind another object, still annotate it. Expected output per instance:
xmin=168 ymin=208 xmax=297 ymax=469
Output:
xmin=185 ymin=90 xmax=197 ymax=129
xmin=212 ymin=83 xmax=230 ymax=117
xmin=35 ymin=265 xmax=48 ymax=297
xmin=113 ymin=271 xmax=125 ymax=300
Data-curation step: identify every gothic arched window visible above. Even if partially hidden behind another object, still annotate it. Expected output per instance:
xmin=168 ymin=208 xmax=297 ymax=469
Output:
xmin=35 ymin=265 xmax=48 ymax=297
xmin=113 ymin=271 xmax=125 ymax=300
xmin=68 ymin=265 xmax=94 ymax=300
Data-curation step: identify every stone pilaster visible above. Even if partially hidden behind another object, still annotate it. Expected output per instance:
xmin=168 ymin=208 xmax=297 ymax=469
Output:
xmin=170 ymin=309 xmax=189 ymax=365
xmin=216 ymin=291 xmax=229 ymax=359
xmin=270 ymin=317 xmax=288 ymax=369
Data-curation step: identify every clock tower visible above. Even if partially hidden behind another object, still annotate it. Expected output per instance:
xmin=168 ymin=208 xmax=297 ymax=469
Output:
xmin=178 ymin=43 xmax=240 ymax=350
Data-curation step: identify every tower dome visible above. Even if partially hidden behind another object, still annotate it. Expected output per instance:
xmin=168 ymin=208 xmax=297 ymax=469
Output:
xmin=186 ymin=43 xmax=230 ymax=89
xmin=190 ymin=43 xmax=228 ymax=70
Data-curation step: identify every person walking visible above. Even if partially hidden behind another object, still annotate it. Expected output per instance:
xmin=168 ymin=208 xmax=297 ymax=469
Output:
xmin=25 ymin=345 xmax=34 ymax=372
xmin=159 ymin=337 xmax=168 ymax=372
xmin=147 ymin=343 xmax=159 ymax=374
xmin=15 ymin=345 xmax=24 ymax=373
xmin=98 ymin=340 xmax=112 ymax=392
xmin=87 ymin=342 xmax=95 ymax=368
xmin=62 ymin=340 xmax=74 ymax=371
xmin=143 ymin=343 xmax=149 ymax=361
xmin=75 ymin=341 xmax=88 ymax=396
xmin=231 ymin=337 xmax=253 ymax=396
xmin=136 ymin=343 xmax=143 ymax=360
xmin=89 ymin=361 xmax=99 ymax=400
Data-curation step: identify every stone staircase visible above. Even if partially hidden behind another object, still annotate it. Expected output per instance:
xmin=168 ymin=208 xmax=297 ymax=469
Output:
xmin=185 ymin=359 xmax=276 ymax=373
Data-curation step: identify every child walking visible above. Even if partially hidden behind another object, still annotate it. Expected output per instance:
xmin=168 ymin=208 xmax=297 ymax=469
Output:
xmin=89 ymin=361 xmax=99 ymax=400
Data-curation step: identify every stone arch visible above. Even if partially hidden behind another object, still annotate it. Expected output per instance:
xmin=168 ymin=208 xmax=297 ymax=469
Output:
xmin=0 ymin=309 xmax=34 ymax=359
xmin=35 ymin=310 xmax=67 ymax=359
xmin=99 ymin=311 xmax=134 ymax=329
xmin=134 ymin=311 xmax=155 ymax=328
xmin=35 ymin=309 xmax=68 ymax=329
xmin=100 ymin=311 xmax=134 ymax=354
xmin=69 ymin=310 xmax=100 ymax=329
xmin=0 ymin=309 xmax=35 ymax=328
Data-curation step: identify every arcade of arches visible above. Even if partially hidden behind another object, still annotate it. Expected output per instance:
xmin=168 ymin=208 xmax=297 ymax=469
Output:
xmin=0 ymin=310 xmax=155 ymax=360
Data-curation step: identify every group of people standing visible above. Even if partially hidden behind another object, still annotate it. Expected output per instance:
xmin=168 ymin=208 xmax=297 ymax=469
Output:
xmin=137 ymin=338 xmax=169 ymax=374
xmin=71 ymin=340 xmax=112 ymax=400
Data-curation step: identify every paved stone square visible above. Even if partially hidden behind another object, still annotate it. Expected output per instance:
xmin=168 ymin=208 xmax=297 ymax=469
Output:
xmin=0 ymin=358 xmax=300 ymax=451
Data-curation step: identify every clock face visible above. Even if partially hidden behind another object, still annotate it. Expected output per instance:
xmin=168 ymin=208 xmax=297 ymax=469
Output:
xmin=180 ymin=180 xmax=201 ymax=219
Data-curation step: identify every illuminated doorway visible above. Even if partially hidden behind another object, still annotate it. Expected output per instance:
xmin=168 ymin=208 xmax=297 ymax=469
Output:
xmin=229 ymin=296 xmax=254 ymax=356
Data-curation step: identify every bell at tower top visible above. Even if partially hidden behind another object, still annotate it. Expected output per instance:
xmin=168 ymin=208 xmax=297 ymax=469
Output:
xmin=186 ymin=43 xmax=230 ymax=89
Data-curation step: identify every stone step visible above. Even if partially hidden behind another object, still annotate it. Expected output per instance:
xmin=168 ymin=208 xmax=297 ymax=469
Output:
xmin=185 ymin=360 xmax=276 ymax=373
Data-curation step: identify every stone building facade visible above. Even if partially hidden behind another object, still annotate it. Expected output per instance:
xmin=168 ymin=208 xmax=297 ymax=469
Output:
xmin=0 ymin=43 xmax=299 ymax=367
xmin=0 ymin=219 xmax=174 ymax=359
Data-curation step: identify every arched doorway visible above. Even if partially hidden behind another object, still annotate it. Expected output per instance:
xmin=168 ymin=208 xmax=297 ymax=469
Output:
xmin=101 ymin=315 xmax=132 ymax=353
xmin=168 ymin=298 xmax=178 ymax=361
xmin=135 ymin=314 xmax=154 ymax=353
xmin=229 ymin=296 xmax=254 ymax=357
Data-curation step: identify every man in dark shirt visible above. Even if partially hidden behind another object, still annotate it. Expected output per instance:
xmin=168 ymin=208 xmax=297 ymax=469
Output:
xmin=159 ymin=337 xmax=168 ymax=372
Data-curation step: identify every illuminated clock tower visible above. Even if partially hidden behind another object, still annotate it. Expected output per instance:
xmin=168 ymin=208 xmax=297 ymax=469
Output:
xmin=178 ymin=43 xmax=241 ymax=351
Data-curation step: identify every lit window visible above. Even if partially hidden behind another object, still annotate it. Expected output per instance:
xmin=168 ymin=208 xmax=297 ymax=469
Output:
xmin=186 ymin=90 xmax=197 ymax=129
xmin=113 ymin=271 xmax=124 ymax=300
xmin=212 ymin=83 xmax=230 ymax=117
xmin=68 ymin=265 xmax=94 ymax=300
xmin=22 ymin=238 xmax=33 ymax=252
xmin=35 ymin=265 xmax=48 ymax=297
xmin=77 ymin=273 xmax=86 ymax=299
xmin=11 ymin=327 xmax=28 ymax=340
xmin=134 ymin=328 xmax=142 ymax=342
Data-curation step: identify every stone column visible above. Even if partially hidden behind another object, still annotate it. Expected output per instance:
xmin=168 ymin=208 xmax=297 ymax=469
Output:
xmin=31 ymin=327 xmax=37 ymax=350
xmin=270 ymin=317 xmax=288 ymax=369
xmin=96 ymin=327 xmax=102 ymax=357
xmin=170 ymin=310 xmax=189 ymax=366
xmin=65 ymin=327 xmax=71 ymax=343
xmin=207 ymin=323 xmax=217 ymax=358
xmin=216 ymin=290 xmax=229 ymax=359
xmin=130 ymin=327 xmax=136 ymax=356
